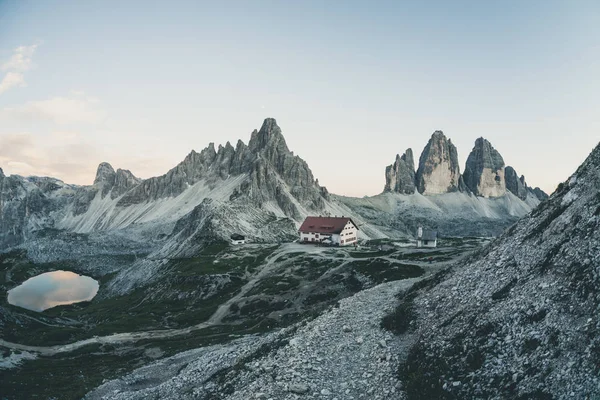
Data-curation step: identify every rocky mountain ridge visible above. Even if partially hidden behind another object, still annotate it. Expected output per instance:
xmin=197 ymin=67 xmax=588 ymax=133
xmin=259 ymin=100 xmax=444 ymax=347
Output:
xmin=384 ymin=131 xmax=548 ymax=201
xmin=1 ymin=120 xmax=548 ymax=255
xmin=0 ymin=119 xmax=334 ymax=250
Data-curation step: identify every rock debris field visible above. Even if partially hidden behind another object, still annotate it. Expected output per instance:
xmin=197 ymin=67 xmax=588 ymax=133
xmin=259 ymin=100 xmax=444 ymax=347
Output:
xmin=87 ymin=279 xmax=419 ymax=400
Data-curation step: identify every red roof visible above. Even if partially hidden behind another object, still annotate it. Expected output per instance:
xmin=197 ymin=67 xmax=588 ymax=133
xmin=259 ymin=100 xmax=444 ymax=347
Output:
xmin=298 ymin=216 xmax=358 ymax=234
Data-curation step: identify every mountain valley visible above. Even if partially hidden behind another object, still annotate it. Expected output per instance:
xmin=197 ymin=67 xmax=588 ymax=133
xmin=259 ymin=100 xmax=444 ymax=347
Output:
xmin=3 ymin=118 xmax=590 ymax=400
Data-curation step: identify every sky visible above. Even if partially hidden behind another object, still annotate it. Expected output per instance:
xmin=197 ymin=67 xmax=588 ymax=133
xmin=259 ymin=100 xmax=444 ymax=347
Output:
xmin=0 ymin=0 xmax=598 ymax=196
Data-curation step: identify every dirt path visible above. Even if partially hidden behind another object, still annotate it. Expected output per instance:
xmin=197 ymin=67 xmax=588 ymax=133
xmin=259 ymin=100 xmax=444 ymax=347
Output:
xmin=0 ymin=243 xmax=459 ymax=357
xmin=0 ymin=244 xmax=338 ymax=356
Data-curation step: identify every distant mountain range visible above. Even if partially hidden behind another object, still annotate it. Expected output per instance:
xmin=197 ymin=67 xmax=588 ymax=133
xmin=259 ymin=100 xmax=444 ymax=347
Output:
xmin=0 ymin=118 xmax=548 ymax=291
xmin=383 ymin=131 xmax=547 ymax=201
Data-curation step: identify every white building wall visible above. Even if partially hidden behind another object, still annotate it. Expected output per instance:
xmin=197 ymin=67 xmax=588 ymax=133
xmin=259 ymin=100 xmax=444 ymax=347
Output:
xmin=298 ymin=220 xmax=359 ymax=246
xmin=300 ymin=231 xmax=328 ymax=243
xmin=416 ymin=239 xmax=437 ymax=248
xmin=339 ymin=220 xmax=358 ymax=246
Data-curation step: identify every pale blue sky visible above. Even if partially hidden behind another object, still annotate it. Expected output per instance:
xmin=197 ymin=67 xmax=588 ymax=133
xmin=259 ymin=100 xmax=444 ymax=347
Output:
xmin=0 ymin=0 xmax=598 ymax=195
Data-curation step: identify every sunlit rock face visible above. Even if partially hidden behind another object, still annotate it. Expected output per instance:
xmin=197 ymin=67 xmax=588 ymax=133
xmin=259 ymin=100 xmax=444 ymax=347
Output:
xmin=463 ymin=137 xmax=506 ymax=198
xmin=7 ymin=270 xmax=99 ymax=312
xmin=415 ymin=131 xmax=461 ymax=195
xmin=384 ymin=149 xmax=416 ymax=194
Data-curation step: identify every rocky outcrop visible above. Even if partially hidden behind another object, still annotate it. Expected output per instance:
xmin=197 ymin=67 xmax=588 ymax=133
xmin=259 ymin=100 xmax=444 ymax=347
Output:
xmin=384 ymin=134 xmax=546 ymax=201
xmin=504 ymin=166 xmax=528 ymax=200
xmin=112 ymin=169 xmax=142 ymax=199
xmin=529 ymin=186 xmax=549 ymax=201
xmin=415 ymin=131 xmax=461 ymax=195
xmin=384 ymin=149 xmax=416 ymax=194
xmin=93 ymin=162 xmax=141 ymax=199
xmin=390 ymin=142 xmax=600 ymax=399
xmin=504 ymin=167 xmax=549 ymax=202
xmin=0 ymin=173 xmax=62 ymax=248
xmin=462 ymin=138 xmax=506 ymax=198
xmin=93 ymin=162 xmax=116 ymax=187
xmin=0 ymin=173 xmax=29 ymax=248
xmin=240 ymin=118 xmax=329 ymax=218
xmin=118 ymin=143 xmax=221 ymax=205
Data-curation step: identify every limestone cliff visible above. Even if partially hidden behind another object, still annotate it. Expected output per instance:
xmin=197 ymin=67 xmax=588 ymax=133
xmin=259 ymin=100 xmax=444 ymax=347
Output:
xmin=415 ymin=131 xmax=461 ymax=195
xmin=462 ymin=138 xmax=506 ymax=198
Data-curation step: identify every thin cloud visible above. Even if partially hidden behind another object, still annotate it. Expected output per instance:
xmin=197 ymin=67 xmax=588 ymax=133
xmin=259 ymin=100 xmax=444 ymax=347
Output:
xmin=0 ymin=44 xmax=38 ymax=95
xmin=0 ymin=130 xmax=169 ymax=185
xmin=0 ymin=132 xmax=99 ymax=183
xmin=0 ymin=71 xmax=25 ymax=94
xmin=1 ymin=92 xmax=106 ymax=125
xmin=1 ymin=44 xmax=38 ymax=72
xmin=0 ymin=125 xmax=175 ymax=186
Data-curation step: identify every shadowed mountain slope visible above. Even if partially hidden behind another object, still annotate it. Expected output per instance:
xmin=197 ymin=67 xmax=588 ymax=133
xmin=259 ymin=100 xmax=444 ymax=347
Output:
xmin=391 ymin=141 xmax=600 ymax=399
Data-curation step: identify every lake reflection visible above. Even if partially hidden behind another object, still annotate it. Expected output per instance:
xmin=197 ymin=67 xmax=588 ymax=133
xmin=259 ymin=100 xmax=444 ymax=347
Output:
xmin=7 ymin=270 xmax=99 ymax=312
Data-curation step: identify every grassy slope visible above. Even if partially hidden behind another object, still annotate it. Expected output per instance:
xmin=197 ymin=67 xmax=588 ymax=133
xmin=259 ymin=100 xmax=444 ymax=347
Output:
xmin=1 ymin=238 xmax=483 ymax=399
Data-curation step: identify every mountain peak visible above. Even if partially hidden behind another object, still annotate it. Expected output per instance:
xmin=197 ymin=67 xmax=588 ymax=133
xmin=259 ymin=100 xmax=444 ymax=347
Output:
xmin=384 ymin=148 xmax=416 ymax=194
xmin=504 ymin=166 xmax=528 ymax=200
xmin=463 ymin=137 xmax=506 ymax=197
xmin=249 ymin=118 xmax=288 ymax=153
xmin=415 ymin=131 xmax=461 ymax=194
xmin=93 ymin=162 xmax=116 ymax=186
xmin=261 ymin=117 xmax=279 ymax=132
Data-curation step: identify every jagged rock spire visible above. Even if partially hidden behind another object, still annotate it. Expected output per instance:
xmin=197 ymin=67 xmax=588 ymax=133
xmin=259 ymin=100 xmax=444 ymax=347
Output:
xmin=117 ymin=117 xmax=329 ymax=219
xmin=92 ymin=162 xmax=140 ymax=199
xmin=505 ymin=166 xmax=528 ymax=200
xmin=384 ymin=149 xmax=416 ymax=194
xmin=415 ymin=131 xmax=461 ymax=195
xmin=93 ymin=162 xmax=116 ymax=186
xmin=462 ymin=138 xmax=506 ymax=197
xmin=249 ymin=118 xmax=289 ymax=153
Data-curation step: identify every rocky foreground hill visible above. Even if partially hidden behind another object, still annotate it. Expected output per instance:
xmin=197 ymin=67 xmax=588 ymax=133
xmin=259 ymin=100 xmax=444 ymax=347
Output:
xmin=387 ymin=141 xmax=600 ymax=398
